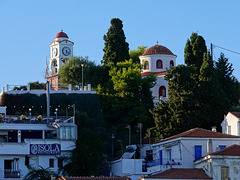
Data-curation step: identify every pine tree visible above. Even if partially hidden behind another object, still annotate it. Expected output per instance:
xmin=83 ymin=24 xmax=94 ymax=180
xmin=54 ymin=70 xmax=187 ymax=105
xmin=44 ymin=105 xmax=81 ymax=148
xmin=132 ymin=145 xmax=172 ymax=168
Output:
xmin=102 ymin=18 xmax=130 ymax=67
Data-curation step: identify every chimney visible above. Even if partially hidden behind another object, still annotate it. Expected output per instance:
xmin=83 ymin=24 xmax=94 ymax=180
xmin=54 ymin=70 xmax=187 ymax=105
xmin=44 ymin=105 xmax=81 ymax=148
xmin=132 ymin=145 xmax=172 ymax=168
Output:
xmin=212 ymin=126 xmax=217 ymax=132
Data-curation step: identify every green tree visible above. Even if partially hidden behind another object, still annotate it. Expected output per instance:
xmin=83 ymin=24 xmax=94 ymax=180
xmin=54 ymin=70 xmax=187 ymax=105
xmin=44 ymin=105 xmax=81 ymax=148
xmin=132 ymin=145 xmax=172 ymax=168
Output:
xmin=59 ymin=56 xmax=104 ymax=89
xmin=63 ymin=128 xmax=103 ymax=176
xmin=129 ymin=46 xmax=147 ymax=64
xmin=102 ymin=18 xmax=130 ymax=67
xmin=101 ymin=59 xmax=156 ymax=147
xmin=23 ymin=166 xmax=55 ymax=180
xmin=152 ymin=33 xmax=239 ymax=139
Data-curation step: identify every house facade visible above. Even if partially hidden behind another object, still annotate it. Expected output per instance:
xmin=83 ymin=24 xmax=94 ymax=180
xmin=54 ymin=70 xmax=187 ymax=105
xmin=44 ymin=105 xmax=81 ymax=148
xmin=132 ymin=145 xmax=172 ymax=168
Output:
xmin=195 ymin=144 xmax=240 ymax=180
xmin=221 ymin=112 xmax=240 ymax=136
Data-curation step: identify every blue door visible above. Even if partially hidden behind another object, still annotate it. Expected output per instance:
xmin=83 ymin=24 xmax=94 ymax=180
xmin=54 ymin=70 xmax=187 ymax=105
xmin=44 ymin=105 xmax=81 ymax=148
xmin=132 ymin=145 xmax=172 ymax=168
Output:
xmin=194 ymin=145 xmax=202 ymax=160
xmin=159 ymin=150 xmax=163 ymax=165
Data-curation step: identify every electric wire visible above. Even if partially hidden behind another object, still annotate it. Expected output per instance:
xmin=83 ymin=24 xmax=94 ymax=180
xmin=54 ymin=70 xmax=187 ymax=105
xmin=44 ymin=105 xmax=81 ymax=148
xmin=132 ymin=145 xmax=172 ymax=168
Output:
xmin=213 ymin=44 xmax=240 ymax=56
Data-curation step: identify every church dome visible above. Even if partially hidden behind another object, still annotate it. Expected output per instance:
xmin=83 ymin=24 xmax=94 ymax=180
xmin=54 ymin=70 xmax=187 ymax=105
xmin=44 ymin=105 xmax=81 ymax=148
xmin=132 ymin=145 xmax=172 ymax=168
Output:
xmin=142 ymin=44 xmax=175 ymax=56
xmin=55 ymin=31 xmax=69 ymax=39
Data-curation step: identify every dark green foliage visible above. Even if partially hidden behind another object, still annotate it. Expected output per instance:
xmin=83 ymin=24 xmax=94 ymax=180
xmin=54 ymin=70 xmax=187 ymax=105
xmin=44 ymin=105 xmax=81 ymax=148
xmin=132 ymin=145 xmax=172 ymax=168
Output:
xmin=102 ymin=18 xmax=130 ymax=67
xmin=100 ymin=60 xmax=156 ymax=152
xmin=152 ymin=33 xmax=239 ymax=139
xmin=13 ymin=81 xmax=46 ymax=90
xmin=184 ymin=33 xmax=207 ymax=71
xmin=59 ymin=56 xmax=104 ymax=89
xmin=129 ymin=46 xmax=147 ymax=64
xmin=63 ymin=128 xmax=103 ymax=176
xmin=0 ymin=93 xmax=101 ymax=118
xmin=23 ymin=166 xmax=55 ymax=180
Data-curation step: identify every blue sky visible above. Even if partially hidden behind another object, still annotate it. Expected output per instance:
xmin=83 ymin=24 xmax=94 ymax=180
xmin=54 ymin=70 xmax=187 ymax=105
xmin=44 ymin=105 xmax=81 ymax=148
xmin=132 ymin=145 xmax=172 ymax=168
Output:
xmin=0 ymin=0 xmax=240 ymax=89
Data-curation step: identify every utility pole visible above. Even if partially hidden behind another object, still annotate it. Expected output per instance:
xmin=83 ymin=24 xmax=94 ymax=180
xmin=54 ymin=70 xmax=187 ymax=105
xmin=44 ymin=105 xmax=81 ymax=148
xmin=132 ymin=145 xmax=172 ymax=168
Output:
xmin=211 ymin=43 xmax=213 ymax=60
xmin=46 ymin=81 xmax=50 ymax=120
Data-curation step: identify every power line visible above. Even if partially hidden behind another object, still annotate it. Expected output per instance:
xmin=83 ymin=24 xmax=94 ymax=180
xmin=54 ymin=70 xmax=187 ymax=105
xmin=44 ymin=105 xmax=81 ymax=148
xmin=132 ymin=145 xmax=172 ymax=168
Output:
xmin=212 ymin=44 xmax=240 ymax=56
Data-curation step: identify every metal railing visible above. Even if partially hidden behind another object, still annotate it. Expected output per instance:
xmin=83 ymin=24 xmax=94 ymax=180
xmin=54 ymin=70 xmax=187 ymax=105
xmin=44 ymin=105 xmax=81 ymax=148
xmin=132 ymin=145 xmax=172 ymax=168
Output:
xmin=4 ymin=169 xmax=21 ymax=178
xmin=0 ymin=115 xmax=74 ymax=124
xmin=147 ymin=158 xmax=182 ymax=168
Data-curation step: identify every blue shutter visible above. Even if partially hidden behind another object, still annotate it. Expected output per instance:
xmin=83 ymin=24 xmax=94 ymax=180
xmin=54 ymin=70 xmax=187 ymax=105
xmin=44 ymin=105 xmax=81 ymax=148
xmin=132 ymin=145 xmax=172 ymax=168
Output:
xmin=194 ymin=145 xmax=202 ymax=160
xmin=159 ymin=150 xmax=163 ymax=165
xmin=219 ymin=145 xmax=226 ymax=150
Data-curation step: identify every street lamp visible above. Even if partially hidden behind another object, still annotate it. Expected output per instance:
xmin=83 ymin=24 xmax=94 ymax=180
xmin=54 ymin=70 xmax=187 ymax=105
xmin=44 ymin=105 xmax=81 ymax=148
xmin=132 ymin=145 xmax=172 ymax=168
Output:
xmin=137 ymin=123 xmax=143 ymax=158
xmin=111 ymin=134 xmax=115 ymax=161
xmin=29 ymin=108 xmax=32 ymax=120
xmin=81 ymin=64 xmax=84 ymax=90
xmin=125 ymin=125 xmax=131 ymax=145
xmin=55 ymin=108 xmax=58 ymax=119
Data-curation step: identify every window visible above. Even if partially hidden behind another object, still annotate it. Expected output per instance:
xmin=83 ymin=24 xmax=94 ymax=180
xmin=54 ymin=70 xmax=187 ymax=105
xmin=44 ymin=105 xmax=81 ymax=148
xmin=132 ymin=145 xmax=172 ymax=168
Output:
xmin=49 ymin=158 xmax=54 ymax=168
xmin=159 ymin=150 xmax=163 ymax=165
xmin=144 ymin=61 xmax=149 ymax=70
xmin=170 ymin=60 xmax=174 ymax=68
xmin=219 ymin=145 xmax=226 ymax=150
xmin=146 ymin=150 xmax=153 ymax=161
xmin=194 ymin=145 xmax=202 ymax=160
xmin=221 ymin=166 xmax=229 ymax=180
xmin=156 ymin=60 xmax=163 ymax=69
xmin=227 ymin=126 xmax=231 ymax=134
xmin=159 ymin=86 xmax=166 ymax=98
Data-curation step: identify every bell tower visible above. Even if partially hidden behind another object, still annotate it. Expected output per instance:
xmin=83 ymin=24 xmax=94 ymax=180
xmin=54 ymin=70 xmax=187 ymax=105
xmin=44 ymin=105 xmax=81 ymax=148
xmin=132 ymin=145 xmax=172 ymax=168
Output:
xmin=47 ymin=30 xmax=74 ymax=90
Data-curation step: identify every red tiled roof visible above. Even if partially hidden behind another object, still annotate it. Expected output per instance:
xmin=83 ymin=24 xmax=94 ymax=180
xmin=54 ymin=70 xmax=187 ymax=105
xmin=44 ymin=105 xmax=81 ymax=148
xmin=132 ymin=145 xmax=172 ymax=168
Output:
xmin=58 ymin=177 xmax=131 ymax=180
xmin=157 ymin=128 xmax=240 ymax=143
xmin=141 ymin=45 xmax=175 ymax=56
xmin=141 ymin=71 xmax=167 ymax=76
xmin=209 ymin=144 xmax=240 ymax=156
xmin=143 ymin=168 xmax=212 ymax=179
xmin=55 ymin=31 xmax=69 ymax=39
xmin=229 ymin=112 xmax=240 ymax=118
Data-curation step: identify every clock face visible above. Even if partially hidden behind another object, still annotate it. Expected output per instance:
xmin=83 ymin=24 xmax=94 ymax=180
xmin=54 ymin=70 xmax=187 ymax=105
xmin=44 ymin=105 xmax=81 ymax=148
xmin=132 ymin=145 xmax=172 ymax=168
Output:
xmin=62 ymin=47 xmax=71 ymax=56
xmin=53 ymin=48 xmax=58 ymax=57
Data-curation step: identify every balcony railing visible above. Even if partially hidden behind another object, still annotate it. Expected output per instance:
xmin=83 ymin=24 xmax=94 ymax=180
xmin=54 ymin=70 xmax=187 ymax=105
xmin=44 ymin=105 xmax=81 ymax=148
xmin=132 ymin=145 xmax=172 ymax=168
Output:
xmin=4 ymin=169 xmax=20 ymax=178
xmin=147 ymin=158 xmax=182 ymax=168
xmin=0 ymin=116 xmax=74 ymax=124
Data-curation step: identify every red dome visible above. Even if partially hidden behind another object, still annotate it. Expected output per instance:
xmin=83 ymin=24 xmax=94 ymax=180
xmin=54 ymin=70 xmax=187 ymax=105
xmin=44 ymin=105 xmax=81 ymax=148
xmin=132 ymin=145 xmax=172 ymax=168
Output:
xmin=55 ymin=31 xmax=68 ymax=39
xmin=142 ymin=45 xmax=175 ymax=56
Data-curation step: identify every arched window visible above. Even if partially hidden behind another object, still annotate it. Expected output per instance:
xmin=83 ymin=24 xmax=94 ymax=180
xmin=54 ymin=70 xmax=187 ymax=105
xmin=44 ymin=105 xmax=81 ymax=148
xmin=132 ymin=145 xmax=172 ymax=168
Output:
xmin=156 ymin=59 xmax=163 ymax=69
xmin=170 ymin=60 xmax=174 ymax=68
xmin=159 ymin=86 xmax=166 ymax=98
xmin=144 ymin=61 xmax=149 ymax=70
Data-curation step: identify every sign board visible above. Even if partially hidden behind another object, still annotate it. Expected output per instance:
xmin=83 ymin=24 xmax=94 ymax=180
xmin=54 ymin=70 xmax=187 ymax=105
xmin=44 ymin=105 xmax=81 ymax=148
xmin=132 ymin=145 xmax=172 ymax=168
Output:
xmin=30 ymin=144 xmax=61 ymax=155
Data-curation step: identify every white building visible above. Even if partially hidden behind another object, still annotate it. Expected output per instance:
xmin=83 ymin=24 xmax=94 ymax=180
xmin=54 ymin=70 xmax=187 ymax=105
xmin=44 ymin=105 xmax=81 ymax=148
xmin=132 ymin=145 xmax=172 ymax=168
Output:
xmin=111 ymin=128 xmax=240 ymax=180
xmin=0 ymin=113 xmax=77 ymax=179
xmin=195 ymin=144 xmax=240 ymax=180
xmin=221 ymin=112 xmax=240 ymax=136
xmin=139 ymin=44 xmax=177 ymax=103
xmin=148 ymin=128 xmax=240 ymax=173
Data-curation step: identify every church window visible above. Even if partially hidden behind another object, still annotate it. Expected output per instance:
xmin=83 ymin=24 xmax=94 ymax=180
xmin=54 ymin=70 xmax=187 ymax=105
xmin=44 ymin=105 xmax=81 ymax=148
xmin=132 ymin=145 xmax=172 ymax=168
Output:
xmin=156 ymin=60 xmax=163 ymax=69
xmin=159 ymin=86 xmax=166 ymax=98
xmin=144 ymin=61 xmax=149 ymax=70
xmin=170 ymin=60 xmax=174 ymax=68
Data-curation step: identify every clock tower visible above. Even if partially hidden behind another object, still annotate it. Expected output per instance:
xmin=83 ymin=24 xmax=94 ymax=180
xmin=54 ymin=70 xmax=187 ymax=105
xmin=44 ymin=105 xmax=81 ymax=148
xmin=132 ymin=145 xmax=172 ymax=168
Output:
xmin=47 ymin=31 xmax=74 ymax=90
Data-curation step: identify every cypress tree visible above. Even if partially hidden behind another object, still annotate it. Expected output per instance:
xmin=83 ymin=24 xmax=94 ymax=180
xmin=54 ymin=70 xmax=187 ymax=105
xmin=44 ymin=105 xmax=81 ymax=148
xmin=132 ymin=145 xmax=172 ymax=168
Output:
xmin=102 ymin=18 xmax=130 ymax=67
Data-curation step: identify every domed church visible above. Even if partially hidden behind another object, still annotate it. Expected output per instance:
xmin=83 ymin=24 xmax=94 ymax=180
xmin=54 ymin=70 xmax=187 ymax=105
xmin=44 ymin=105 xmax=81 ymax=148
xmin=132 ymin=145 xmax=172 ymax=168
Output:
xmin=139 ymin=43 xmax=177 ymax=104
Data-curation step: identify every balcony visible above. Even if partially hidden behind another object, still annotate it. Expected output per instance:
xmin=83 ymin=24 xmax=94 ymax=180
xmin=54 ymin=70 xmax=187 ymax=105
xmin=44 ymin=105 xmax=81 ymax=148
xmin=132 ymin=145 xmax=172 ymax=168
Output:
xmin=4 ymin=169 xmax=20 ymax=178
xmin=0 ymin=115 xmax=74 ymax=125
xmin=146 ymin=158 xmax=183 ymax=173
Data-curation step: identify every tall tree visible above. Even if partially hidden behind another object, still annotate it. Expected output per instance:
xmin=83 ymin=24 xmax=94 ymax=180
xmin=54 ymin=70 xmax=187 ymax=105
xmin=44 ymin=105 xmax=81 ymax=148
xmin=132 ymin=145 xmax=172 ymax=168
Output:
xmin=102 ymin=18 xmax=130 ymax=67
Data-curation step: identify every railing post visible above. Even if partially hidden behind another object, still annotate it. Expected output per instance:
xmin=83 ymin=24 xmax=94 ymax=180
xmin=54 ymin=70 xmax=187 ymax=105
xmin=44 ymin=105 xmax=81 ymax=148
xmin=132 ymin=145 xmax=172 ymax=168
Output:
xmin=6 ymin=84 xmax=9 ymax=92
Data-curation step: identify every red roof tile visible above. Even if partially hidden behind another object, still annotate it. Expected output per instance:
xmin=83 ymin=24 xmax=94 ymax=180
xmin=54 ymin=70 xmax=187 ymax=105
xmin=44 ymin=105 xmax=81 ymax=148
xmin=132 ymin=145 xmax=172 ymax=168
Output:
xmin=58 ymin=177 xmax=131 ymax=180
xmin=157 ymin=128 xmax=240 ymax=143
xmin=141 ymin=45 xmax=175 ymax=56
xmin=209 ymin=144 xmax=240 ymax=156
xmin=144 ymin=168 xmax=212 ymax=179
xmin=141 ymin=71 xmax=167 ymax=76
xmin=229 ymin=112 xmax=240 ymax=118
xmin=55 ymin=31 xmax=69 ymax=39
